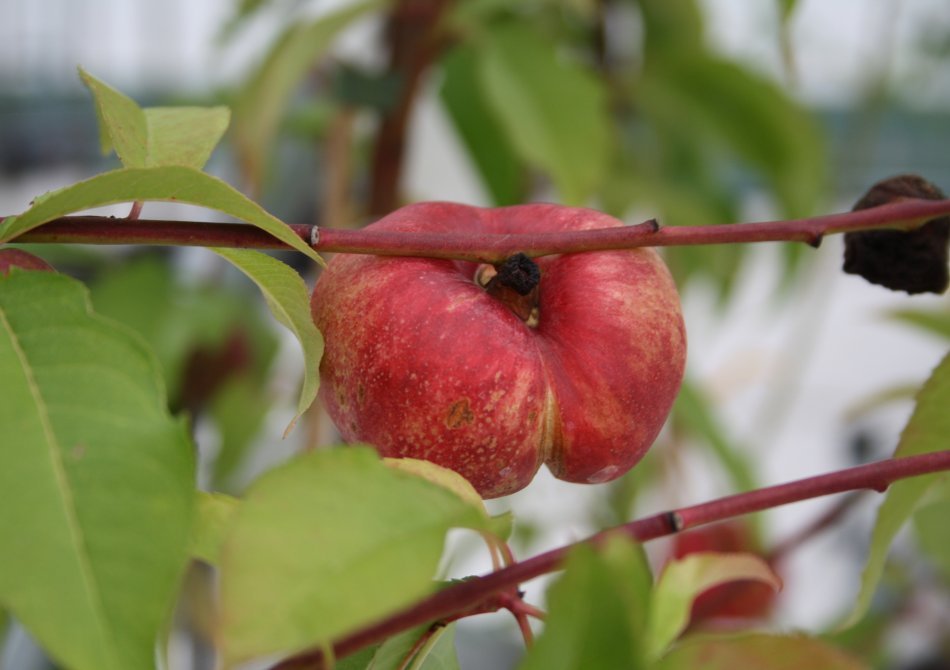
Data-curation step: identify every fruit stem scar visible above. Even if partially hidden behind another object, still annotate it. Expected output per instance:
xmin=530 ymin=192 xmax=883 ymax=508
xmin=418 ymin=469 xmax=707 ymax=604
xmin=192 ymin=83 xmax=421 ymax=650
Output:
xmin=475 ymin=253 xmax=541 ymax=327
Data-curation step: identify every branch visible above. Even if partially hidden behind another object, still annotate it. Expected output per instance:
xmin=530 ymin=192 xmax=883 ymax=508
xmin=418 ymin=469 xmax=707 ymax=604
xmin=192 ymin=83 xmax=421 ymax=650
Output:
xmin=8 ymin=198 xmax=950 ymax=264
xmin=271 ymin=450 xmax=950 ymax=669
xmin=368 ymin=0 xmax=452 ymax=217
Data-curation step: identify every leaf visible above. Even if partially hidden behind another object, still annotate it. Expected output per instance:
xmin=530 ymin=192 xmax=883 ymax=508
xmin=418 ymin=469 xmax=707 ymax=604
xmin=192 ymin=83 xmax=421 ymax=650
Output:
xmin=440 ymin=45 xmax=525 ymax=206
xmin=0 ymin=165 xmax=322 ymax=264
xmin=218 ymin=447 xmax=488 ymax=666
xmin=646 ymin=552 xmax=781 ymax=661
xmin=0 ymin=248 xmax=55 ymax=274
xmin=383 ymin=457 xmax=487 ymax=514
xmin=887 ymin=306 xmax=950 ymax=341
xmin=89 ymin=255 xmax=190 ymax=391
xmin=842 ymin=351 xmax=950 ymax=628
xmin=143 ymin=107 xmax=231 ymax=170
xmin=367 ymin=623 xmax=459 ymax=670
xmin=913 ymin=493 xmax=950 ymax=581
xmin=638 ymin=53 xmax=825 ymax=218
xmin=405 ymin=623 xmax=458 ymax=670
xmin=88 ymin=254 xmax=279 ymax=480
xmin=0 ymin=270 xmax=195 ymax=670
xmin=518 ymin=533 xmax=651 ymax=670
xmin=208 ymin=376 xmax=273 ymax=488
xmin=231 ymin=0 xmax=385 ymax=189
xmin=80 ymin=67 xmax=230 ymax=170
xmin=79 ymin=67 xmax=148 ymax=166
xmin=383 ymin=457 xmax=514 ymax=546
xmin=673 ymin=380 xmax=758 ymax=494
xmin=477 ymin=22 xmax=609 ymax=204
xmin=336 ymin=644 xmax=382 ymax=670
xmin=190 ymin=492 xmax=240 ymax=566
xmin=211 ymin=248 xmax=322 ymax=433
xmin=654 ymin=633 xmax=865 ymax=670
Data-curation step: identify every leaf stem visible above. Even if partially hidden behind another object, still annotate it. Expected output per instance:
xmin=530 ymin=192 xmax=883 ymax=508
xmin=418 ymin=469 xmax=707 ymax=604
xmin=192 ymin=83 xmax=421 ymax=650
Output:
xmin=270 ymin=450 xmax=950 ymax=669
xmin=8 ymin=198 xmax=950 ymax=263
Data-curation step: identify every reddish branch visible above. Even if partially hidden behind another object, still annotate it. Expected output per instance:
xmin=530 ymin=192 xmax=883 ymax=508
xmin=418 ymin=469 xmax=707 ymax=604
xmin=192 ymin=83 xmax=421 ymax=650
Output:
xmin=8 ymin=197 xmax=950 ymax=263
xmin=271 ymin=450 xmax=950 ymax=669
xmin=368 ymin=0 xmax=453 ymax=217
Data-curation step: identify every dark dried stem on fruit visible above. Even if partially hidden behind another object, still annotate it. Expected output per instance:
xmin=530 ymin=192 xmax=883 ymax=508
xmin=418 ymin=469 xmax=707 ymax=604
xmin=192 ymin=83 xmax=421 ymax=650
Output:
xmin=476 ymin=253 xmax=541 ymax=326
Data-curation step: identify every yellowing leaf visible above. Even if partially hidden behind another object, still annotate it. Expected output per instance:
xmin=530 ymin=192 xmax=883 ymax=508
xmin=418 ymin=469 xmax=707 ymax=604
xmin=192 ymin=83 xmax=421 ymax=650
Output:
xmin=655 ymin=633 xmax=864 ymax=670
xmin=646 ymin=552 xmax=781 ymax=660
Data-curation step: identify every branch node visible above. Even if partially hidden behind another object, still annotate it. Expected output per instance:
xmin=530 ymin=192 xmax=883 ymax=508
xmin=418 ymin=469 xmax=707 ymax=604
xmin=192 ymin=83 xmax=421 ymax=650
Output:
xmin=639 ymin=218 xmax=660 ymax=233
xmin=310 ymin=225 xmax=320 ymax=249
xmin=665 ymin=510 xmax=685 ymax=532
xmin=808 ymin=234 xmax=823 ymax=249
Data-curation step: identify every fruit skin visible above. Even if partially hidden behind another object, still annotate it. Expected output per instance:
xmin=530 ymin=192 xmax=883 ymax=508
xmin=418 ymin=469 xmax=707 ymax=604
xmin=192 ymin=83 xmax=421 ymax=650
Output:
xmin=670 ymin=521 xmax=778 ymax=624
xmin=311 ymin=202 xmax=686 ymax=498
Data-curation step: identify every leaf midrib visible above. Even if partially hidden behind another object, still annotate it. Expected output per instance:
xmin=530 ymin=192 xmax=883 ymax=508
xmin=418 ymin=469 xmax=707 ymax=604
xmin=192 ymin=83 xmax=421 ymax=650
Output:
xmin=0 ymin=306 xmax=119 ymax=669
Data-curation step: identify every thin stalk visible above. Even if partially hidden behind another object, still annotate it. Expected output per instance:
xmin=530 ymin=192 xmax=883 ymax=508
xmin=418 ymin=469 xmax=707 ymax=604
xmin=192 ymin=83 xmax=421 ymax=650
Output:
xmin=8 ymin=197 xmax=950 ymax=264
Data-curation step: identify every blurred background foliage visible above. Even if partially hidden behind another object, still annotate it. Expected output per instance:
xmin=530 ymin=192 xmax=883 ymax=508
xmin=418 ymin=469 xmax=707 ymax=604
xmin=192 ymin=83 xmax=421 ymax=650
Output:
xmin=2 ymin=0 xmax=950 ymax=668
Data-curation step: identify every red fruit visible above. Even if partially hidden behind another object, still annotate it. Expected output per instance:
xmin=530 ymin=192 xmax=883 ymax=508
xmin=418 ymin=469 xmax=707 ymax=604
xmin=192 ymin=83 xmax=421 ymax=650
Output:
xmin=311 ymin=202 xmax=686 ymax=498
xmin=671 ymin=522 xmax=778 ymax=623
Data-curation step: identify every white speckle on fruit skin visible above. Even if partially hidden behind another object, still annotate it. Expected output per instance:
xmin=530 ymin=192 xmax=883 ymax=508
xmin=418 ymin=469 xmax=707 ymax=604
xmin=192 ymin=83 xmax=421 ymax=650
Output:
xmin=586 ymin=465 xmax=620 ymax=484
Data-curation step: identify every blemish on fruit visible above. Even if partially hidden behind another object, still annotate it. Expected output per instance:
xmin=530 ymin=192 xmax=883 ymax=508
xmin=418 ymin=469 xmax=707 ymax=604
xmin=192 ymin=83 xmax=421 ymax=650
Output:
xmin=445 ymin=399 xmax=475 ymax=429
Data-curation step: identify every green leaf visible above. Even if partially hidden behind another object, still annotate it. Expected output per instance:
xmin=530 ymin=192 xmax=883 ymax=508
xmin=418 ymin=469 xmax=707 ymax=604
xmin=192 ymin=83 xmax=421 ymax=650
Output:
xmin=673 ymin=380 xmax=758 ymax=494
xmin=405 ymin=623 xmax=458 ymax=670
xmin=367 ymin=623 xmax=459 ymax=670
xmin=190 ymin=492 xmax=240 ymax=566
xmin=440 ymin=45 xmax=525 ymax=206
xmin=655 ymin=633 xmax=864 ymax=670
xmin=79 ymin=67 xmax=148 ymax=166
xmin=913 ymin=493 xmax=950 ymax=582
xmin=638 ymin=53 xmax=825 ymax=218
xmin=887 ymin=306 xmax=950 ymax=341
xmin=208 ymin=376 xmax=273 ymax=488
xmin=218 ymin=447 xmax=488 ymax=666
xmin=80 ymin=67 xmax=230 ymax=170
xmin=211 ymin=248 xmax=322 ymax=433
xmin=477 ymin=22 xmax=610 ymax=204
xmin=88 ymin=254 xmax=279 ymax=478
xmin=518 ymin=533 xmax=651 ymax=670
xmin=142 ymin=107 xmax=231 ymax=170
xmin=337 ymin=643 xmax=382 ymax=670
xmin=0 ymin=166 xmax=322 ymax=263
xmin=383 ymin=457 xmax=487 ymax=514
xmin=231 ymin=0 xmax=385 ymax=189
xmin=842 ymin=350 xmax=950 ymax=628
xmin=0 ymin=270 xmax=195 ymax=670
xmin=89 ymin=255 xmax=190 ymax=391
xmin=646 ymin=552 xmax=781 ymax=660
